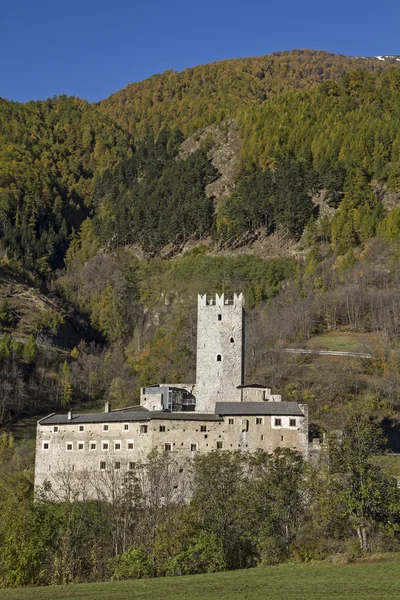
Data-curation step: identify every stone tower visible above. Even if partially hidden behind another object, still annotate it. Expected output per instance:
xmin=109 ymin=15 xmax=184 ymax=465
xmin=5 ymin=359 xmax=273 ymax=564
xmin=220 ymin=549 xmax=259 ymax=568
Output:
xmin=195 ymin=293 xmax=245 ymax=412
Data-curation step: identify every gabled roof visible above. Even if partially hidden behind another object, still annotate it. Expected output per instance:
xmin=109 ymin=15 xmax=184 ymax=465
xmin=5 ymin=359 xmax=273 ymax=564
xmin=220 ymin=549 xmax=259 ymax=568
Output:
xmin=215 ymin=402 xmax=304 ymax=416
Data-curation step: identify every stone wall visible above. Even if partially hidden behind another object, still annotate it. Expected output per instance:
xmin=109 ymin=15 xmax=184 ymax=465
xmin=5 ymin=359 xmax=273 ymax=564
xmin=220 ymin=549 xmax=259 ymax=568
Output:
xmin=195 ymin=293 xmax=244 ymax=412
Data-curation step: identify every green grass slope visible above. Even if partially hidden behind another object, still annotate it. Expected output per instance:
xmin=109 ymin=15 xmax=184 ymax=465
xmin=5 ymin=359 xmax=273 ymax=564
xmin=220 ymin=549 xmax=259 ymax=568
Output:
xmin=2 ymin=559 xmax=400 ymax=600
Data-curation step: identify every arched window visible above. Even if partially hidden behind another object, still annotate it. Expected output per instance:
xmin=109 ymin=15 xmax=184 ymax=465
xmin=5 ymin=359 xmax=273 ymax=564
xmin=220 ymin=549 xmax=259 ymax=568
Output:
xmin=230 ymin=337 xmax=234 ymax=343
xmin=216 ymin=354 xmax=222 ymax=362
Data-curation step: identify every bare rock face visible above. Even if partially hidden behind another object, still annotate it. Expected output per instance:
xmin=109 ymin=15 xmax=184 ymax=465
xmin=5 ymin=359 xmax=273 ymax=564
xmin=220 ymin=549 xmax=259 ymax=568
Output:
xmin=372 ymin=183 xmax=400 ymax=212
xmin=179 ymin=119 xmax=242 ymax=205
xmin=311 ymin=189 xmax=337 ymax=219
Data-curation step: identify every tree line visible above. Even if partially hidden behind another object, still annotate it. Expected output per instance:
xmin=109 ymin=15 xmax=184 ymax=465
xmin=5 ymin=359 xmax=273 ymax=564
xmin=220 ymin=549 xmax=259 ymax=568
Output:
xmin=0 ymin=416 xmax=399 ymax=587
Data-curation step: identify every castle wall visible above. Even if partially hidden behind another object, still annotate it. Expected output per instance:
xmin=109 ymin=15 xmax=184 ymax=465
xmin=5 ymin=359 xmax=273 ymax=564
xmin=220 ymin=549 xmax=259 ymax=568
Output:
xmin=35 ymin=409 xmax=308 ymax=500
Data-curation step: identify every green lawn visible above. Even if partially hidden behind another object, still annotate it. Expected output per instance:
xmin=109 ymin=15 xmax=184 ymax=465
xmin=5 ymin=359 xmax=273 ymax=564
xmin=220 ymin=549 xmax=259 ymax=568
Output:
xmin=371 ymin=455 xmax=400 ymax=478
xmin=2 ymin=558 xmax=400 ymax=600
xmin=305 ymin=332 xmax=376 ymax=352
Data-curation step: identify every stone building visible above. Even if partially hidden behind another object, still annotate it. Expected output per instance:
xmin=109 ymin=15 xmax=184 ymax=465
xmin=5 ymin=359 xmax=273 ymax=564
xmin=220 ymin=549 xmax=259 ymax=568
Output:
xmin=35 ymin=293 xmax=308 ymax=499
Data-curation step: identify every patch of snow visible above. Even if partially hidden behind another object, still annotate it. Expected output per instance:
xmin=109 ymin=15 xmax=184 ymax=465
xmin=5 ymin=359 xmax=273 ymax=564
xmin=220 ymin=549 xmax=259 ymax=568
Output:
xmin=376 ymin=56 xmax=385 ymax=61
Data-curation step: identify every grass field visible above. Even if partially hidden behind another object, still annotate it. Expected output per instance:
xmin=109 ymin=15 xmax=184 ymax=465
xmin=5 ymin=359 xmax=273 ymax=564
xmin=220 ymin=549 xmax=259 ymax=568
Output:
xmin=1 ymin=557 xmax=400 ymax=600
xmin=305 ymin=332 xmax=377 ymax=352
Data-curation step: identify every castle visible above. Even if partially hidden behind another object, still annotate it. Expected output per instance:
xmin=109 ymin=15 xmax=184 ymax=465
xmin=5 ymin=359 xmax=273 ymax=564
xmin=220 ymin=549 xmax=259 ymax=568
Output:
xmin=35 ymin=293 xmax=308 ymax=499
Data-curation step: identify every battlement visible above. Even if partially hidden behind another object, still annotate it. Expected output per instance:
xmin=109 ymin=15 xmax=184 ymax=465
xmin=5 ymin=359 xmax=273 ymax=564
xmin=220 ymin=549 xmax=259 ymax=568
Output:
xmin=198 ymin=293 xmax=245 ymax=308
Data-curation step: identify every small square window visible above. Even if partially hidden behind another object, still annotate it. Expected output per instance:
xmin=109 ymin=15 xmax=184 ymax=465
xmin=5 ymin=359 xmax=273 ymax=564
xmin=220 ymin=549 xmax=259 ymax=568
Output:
xmin=114 ymin=462 xmax=121 ymax=470
xmin=42 ymin=441 xmax=49 ymax=450
xmin=200 ymin=425 xmax=207 ymax=432
xmin=100 ymin=461 xmax=106 ymax=470
xmin=256 ymin=418 xmax=263 ymax=425
xmin=79 ymin=425 xmax=85 ymax=432
xmin=53 ymin=426 xmax=59 ymax=433
xmin=128 ymin=461 xmax=135 ymax=470
xmin=274 ymin=418 xmax=282 ymax=427
xmin=190 ymin=443 xmax=198 ymax=452
xmin=164 ymin=443 xmax=172 ymax=452
xmin=102 ymin=424 xmax=109 ymax=432
xmin=217 ymin=441 xmax=223 ymax=449
xmin=66 ymin=442 xmax=73 ymax=451
xmin=159 ymin=425 xmax=165 ymax=432
xmin=127 ymin=440 xmax=134 ymax=450
xmin=90 ymin=442 xmax=97 ymax=451
xmin=140 ymin=425 xmax=148 ymax=434
xmin=114 ymin=441 xmax=121 ymax=451
xmin=123 ymin=423 xmax=129 ymax=431
xmin=228 ymin=418 xmax=234 ymax=425
xmin=102 ymin=441 xmax=109 ymax=451
xmin=289 ymin=418 xmax=297 ymax=427
xmin=78 ymin=442 xmax=84 ymax=451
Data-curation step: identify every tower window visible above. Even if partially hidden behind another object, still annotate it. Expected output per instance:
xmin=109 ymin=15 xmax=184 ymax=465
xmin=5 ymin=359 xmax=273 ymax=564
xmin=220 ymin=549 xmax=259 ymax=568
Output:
xmin=218 ymin=314 xmax=222 ymax=321
xmin=230 ymin=337 xmax=234 ymax=343
xmin=216 ymin=354 xmax=222 ymax=362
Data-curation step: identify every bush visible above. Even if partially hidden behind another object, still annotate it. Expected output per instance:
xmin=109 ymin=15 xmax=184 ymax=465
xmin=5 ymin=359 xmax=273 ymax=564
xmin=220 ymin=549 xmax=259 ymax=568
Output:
xmin=256 ymin=534 xmax=288 ymax=566
xmin=110 ymin=546 xmax=152 ymax=581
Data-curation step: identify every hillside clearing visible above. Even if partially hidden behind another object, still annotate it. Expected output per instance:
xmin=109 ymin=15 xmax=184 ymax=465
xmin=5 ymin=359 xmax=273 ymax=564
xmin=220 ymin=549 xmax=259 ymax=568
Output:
xmin=305 ymin=332 xmax=378 ymax=352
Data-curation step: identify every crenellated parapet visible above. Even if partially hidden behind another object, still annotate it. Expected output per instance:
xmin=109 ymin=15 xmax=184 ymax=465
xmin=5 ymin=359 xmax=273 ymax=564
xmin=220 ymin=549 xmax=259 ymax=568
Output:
xmin=197 ymin=292 xmax=245 ymax=308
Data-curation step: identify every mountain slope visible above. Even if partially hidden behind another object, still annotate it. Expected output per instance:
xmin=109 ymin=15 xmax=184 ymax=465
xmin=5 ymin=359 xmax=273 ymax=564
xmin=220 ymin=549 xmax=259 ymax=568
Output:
xmin=99 ymin=49 xmax=397 ymax=137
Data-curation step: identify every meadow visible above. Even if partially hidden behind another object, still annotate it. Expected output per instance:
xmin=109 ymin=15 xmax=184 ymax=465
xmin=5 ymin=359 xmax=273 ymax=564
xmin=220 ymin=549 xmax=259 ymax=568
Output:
xmin=1 ymin=558 xmax=400 ymax=600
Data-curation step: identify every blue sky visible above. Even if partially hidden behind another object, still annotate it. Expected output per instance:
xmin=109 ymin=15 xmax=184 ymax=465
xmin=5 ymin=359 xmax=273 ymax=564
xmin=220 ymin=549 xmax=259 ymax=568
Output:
xmin=1 ymin=0 xmax=400 ymax=103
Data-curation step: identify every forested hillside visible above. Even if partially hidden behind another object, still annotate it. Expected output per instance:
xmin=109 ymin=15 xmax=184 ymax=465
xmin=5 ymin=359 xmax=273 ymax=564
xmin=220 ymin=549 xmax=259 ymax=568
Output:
xmin=3 ymin=47 xmax=400 ymax=589
xmin=2 ymin=49 xmax=400 ymax=437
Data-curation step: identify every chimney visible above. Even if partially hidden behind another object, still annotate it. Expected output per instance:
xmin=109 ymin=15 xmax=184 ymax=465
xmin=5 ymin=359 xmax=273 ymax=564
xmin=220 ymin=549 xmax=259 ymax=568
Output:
xmin=67 ymin=410 xmax=72 ymax=421
xmin=105 ymin=401 xmax=111 ymax=413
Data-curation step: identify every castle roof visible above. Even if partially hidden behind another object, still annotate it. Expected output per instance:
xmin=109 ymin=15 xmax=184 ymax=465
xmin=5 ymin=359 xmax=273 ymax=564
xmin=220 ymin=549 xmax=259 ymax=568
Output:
xmin=38 ymin=400 xmax=304 ymax=425
xmin=215 ymin=402 xmax=304 ymax=416
xmin=39 ymin=410 xmax=222 ymax=425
